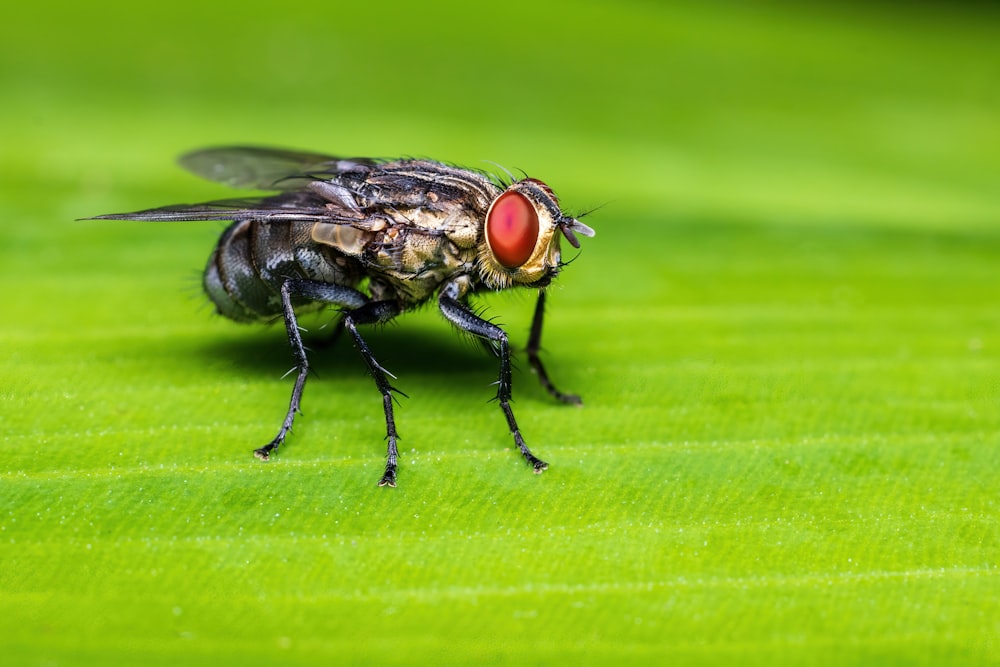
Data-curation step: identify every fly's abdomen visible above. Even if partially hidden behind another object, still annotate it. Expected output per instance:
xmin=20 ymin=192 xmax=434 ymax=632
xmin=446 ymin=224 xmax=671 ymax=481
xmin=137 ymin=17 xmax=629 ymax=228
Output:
xmin=203 ymin=219 xmax=363 ymax=322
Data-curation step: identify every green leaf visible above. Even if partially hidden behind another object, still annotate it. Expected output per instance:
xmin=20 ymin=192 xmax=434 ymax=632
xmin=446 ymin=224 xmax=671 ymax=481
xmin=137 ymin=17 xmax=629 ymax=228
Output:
xmin=2 ymin=1 xmax=999 ymax=665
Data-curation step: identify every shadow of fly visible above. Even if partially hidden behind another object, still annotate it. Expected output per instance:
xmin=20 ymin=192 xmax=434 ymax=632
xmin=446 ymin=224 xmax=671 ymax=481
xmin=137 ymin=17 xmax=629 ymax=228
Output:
xmin=88 ymin=146 xmax=595 ymax=487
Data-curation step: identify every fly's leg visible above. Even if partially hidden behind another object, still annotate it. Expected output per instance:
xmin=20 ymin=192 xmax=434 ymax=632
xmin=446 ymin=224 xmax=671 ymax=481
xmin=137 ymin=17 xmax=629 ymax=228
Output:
xmin=527 ymin=291 xmax=582 ymax=405
xmin=253 ymin=279 xmax=368 ymax=461
xmin=339 ymin=301 xmax=404 ymax=487
xmin=438 ymin=284 xmax=548 ymax=473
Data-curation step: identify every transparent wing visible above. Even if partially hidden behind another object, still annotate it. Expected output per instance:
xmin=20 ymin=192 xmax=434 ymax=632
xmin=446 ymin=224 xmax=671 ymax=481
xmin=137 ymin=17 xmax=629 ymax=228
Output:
xmin=178 ymin=146 xmax=380 ymax=191
xmin=85 ymin=192 xmax=355 ymax=224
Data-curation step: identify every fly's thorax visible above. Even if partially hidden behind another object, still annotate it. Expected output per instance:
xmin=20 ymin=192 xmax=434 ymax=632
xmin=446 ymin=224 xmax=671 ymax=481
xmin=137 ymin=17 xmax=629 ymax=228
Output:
xmin=476 ymin=179 xmax=565 ymax=290
xmin=306 ymin=199 xmax=482 ymax=307
xmin=365 ymin=222 xmax=478 ymax=305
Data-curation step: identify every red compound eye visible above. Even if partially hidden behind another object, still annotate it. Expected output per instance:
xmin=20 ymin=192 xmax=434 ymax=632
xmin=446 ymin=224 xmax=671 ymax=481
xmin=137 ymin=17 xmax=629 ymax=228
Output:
xmin=486 ymin=191 xmax=539 ymax=268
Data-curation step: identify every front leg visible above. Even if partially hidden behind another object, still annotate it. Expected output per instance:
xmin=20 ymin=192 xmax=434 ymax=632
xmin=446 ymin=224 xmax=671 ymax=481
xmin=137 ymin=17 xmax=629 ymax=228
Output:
xmin=438 ymin=283 xmax=548 ymax=473
xmin=527 ymin=290 xmax=582 ymax=405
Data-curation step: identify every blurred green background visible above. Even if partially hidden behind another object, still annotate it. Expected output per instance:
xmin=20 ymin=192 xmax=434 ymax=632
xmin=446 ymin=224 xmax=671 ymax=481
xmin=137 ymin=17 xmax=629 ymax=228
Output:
xmin=2 ymin=1 xmax=999 ymax=665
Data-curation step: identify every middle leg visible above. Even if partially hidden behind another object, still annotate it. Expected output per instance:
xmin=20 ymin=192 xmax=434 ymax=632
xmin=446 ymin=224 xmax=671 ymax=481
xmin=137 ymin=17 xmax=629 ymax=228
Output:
xmin=339 ymin=300 xmax=404 ymax=487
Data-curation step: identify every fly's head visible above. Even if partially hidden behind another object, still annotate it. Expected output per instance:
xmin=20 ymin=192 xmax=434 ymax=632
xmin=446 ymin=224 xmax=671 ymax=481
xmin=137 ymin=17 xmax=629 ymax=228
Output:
xmin=477 ymin=178 xmax=595 ymax=291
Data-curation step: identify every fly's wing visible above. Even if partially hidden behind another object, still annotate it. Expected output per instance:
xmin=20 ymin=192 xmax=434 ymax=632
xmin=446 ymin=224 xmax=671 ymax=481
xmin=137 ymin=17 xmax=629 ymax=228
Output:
xmin=85 ymin=192 xmax=387 ymax=260
xmin=85 ymin=152 xmax=478 ymax=264
xmin=87 ymin=192 xmax=344 ymax=223
xmin=179 ymin=146 xmax=380 ymax=191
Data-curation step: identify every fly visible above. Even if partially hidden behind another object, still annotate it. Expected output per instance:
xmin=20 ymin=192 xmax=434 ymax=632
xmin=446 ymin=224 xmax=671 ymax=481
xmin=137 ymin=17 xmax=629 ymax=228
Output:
xmin=89 ymin=146 xmax=595 ymax=487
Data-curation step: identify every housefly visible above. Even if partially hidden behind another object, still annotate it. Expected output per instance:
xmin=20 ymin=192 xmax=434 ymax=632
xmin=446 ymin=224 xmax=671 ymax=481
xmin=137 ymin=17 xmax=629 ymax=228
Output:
xmin=89 ymin=146 xmax=595 ymax=487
